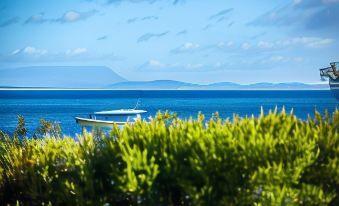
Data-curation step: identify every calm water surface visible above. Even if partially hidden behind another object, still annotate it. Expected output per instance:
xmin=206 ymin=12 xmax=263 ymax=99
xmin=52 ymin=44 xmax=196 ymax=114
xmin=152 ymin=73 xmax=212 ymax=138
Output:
xmin=0 ymin=90 xmax=338 ymax=136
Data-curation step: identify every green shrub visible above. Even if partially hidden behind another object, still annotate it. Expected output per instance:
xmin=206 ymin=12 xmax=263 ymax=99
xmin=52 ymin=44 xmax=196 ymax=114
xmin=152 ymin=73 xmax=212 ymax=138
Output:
xmin=0 ymin=110 xmax=338 ymax=205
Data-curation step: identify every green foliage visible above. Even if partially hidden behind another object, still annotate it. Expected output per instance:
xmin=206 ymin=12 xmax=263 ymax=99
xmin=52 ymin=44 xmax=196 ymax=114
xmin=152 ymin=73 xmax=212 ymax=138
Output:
xmin=14 ymin=115 xmax=27 ymax=140
xmin=33 ymin=119 xmax=62 ymax=138
xmin=0 ymin=110 xmax=338 ymax=205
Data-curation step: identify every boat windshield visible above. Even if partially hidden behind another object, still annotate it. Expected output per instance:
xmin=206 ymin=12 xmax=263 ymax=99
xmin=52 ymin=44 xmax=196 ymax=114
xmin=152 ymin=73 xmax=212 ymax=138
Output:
xmin=93 ymin=114 xmax=141 ymax=122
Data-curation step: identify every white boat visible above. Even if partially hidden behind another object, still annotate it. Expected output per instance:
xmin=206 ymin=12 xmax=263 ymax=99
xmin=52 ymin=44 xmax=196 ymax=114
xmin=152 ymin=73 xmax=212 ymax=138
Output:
xmin=75 ymin=109 xmax=147 ymax=128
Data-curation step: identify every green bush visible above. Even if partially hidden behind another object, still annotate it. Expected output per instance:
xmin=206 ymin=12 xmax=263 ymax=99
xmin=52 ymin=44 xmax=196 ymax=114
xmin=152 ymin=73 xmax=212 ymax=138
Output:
xmin=0 ymin=110 xmax=338 ymax=206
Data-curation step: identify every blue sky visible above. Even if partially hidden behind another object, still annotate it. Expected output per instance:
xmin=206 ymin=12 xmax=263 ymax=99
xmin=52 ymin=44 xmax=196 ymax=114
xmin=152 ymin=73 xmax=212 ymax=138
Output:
xmin=0 ymin=0 xmax=338 ymax=84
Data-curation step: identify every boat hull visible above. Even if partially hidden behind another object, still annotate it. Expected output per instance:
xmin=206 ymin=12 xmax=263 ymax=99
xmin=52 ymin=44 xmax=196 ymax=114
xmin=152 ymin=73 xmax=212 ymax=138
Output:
xmin=329 ymin=79 xmax=339 ymax=100
xmin=75 ymin=117 xmax=126 ymax=128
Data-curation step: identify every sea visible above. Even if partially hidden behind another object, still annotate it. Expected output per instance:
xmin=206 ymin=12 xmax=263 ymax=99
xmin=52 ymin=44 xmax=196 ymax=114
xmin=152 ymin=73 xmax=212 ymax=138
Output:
xmin=0 ymin=90 xmax=338 ymax=137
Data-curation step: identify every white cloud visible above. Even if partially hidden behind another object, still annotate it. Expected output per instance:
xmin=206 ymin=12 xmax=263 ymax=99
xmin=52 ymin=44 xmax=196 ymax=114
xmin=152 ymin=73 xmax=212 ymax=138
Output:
xmin=140 ymin=59 xmax=170 ymax=70
xmin=253 ymin=37 xmax=332 ymax=50
xmin=57 ymin=10 xmax=97 ymax=23
xmin=266 ymin=55 xmax=304 ymax=63
xmin=171 ymin=42 xmax=200 ymax=53
xmin=63 ymin=11 xmax=81 ymax=22
xmin=4 ymin=46 xmax=122 ymax=63
xmin=216 ymin=41 xmax=234 ymax=48
xmin=11 ymin=46 xmax=48 ymax=57
xmin=257 ymin=41 xmax=274 ymax=49
xmin=182 ymin=42 xmax=200 ymax=50
xmin=66 ymin=48 xmax=88 ymax=56
xmin=25 ymin=13 xmax=46 ymax=24
xmin=277 ymin=37 xmax=334 ymax=48
xmin=23 ymin=47 xmax=47 ymax=55
xmin=301 ymin=38 xmax=333 ymax=48
xmin=24 ymin=10 xmax=97 ymax=25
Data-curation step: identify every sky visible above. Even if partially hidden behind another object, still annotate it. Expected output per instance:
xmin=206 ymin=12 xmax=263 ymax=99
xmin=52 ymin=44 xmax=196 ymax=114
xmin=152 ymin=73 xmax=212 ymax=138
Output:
xmin=0 ymin=0 xmax=338 ymax=84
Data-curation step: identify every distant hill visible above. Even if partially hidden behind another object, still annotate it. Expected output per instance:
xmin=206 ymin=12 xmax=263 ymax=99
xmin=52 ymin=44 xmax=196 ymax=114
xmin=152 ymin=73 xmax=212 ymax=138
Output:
xmin=109 ymin=80 xmax=197 ymax=89
xmin=0 ymin=66 xmax=125 ymax=88
xmin=184 ymin=82 xmax=243 ymax=90
xmin=187 ymin=82 xmax=328 ymax=90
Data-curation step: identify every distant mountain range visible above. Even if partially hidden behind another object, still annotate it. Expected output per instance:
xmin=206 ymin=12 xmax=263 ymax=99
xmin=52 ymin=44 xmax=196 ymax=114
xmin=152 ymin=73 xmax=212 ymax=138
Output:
xmin=109 ymin=80 xmax=196 ymax=89
xmin=0 ymin=66 xmax=329 ymax=90
xmin=109 ymin=80 xmax=328 ymax=90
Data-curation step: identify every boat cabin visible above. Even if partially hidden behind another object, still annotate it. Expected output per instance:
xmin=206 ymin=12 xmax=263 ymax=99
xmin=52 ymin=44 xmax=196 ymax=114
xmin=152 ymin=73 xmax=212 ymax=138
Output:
xmin=92 ymin=109 xmax=146 ymax=121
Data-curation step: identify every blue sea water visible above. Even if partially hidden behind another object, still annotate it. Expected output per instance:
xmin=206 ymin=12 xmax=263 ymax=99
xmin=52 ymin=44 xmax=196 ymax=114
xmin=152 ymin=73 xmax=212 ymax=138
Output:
xmin=0 ymin=90 xmax=338 ymax=136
